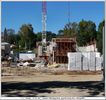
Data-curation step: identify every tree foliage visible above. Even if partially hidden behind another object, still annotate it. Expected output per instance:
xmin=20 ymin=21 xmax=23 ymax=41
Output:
xmin=36 ymin=31 xmax=56 ymax=41
xmin=57 ymin=29 xmax=64 ymax=37
xmin=63 ymin=22 xmax=78 ymax=38
xmin=77 ymin=20 xmax=97 ymax=46
xmin=3 ymin=28 xmax=8 ymax=42
xmin=18 ymin=24 xmax=36 ymax=50
xmin=96 ymin=20 xmax=105 ymax=54
xmin=6 ymin=29 xmax=16 ymax=44
xmin=46 ymin=31 xmax=56 ymax=41
xmin=2 ymin=20 xmax=104 ymax=54
xmin=3 ymin=28 xmax=17 ymax=44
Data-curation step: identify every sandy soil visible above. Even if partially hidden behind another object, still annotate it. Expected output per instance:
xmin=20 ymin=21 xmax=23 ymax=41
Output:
xmin=1 ymin=71 xmax=104 ymax=97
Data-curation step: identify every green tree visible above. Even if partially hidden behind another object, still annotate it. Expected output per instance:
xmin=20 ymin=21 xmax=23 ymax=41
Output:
xmin=97 ymin=20 xmax=105 ymax=54
xmin=18 ymin=24 xmax=36 ymax=50
xmin=3 ymin=28 xmax=8 ymax=42
xmin=15 ymin=34 xmax=21 ymax=46
xmin=3 ymin=28 xmax=18 ymax=44
xmin=57 ymin=29 xmax=64 ymax=37
xmin=36 ymin=31 xmax=56 ymax=42
xmin=63 ymin=22 xmax=78 ymax=38
xmin=77 ymin=20 xmax=97 ymax=46
xmin=46 ymin=31 xmax=56 ymax=41
xmin=36 ymin=32 xmax=42 ymax=41
xmin=6 ymin=29 xmax=16 ymax=44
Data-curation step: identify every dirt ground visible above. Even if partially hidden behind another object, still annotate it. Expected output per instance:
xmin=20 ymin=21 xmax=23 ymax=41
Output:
xmin=1 ymin=69 xmax=105 ymax=97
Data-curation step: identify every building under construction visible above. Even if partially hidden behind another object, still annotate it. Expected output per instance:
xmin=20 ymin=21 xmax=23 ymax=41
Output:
xmin=52 ymin=38 xmax=76 ymax=63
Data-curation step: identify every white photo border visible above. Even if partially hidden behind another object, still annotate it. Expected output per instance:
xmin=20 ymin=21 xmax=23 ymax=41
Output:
xmin=0 ymin=0 xmax=105 ymax=100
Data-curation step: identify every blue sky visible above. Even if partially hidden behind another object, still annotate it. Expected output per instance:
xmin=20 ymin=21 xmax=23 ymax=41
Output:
xmin=1 ymin=1 xmax=105 ymax=34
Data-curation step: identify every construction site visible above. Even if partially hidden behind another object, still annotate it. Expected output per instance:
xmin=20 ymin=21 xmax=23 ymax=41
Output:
xmin=1 ymin=1 xmax=105 ymax=97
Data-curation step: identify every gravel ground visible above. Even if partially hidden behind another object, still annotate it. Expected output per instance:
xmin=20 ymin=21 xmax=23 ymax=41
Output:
xmin=1 ymin=68 xmax=105 ymax=97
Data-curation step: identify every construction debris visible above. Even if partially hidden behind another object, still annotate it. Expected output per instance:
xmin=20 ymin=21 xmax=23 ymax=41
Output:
xmin=48 ymin=63 xmax=60 ymax=68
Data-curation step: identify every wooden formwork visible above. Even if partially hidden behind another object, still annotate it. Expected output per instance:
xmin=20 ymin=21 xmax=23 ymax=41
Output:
xmin=52 ymin=38 xmax=76 ymax=63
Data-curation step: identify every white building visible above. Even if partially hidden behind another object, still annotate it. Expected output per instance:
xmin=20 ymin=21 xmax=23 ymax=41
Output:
xmin=1 ymin=42 xmax=10 ymax=57
xmin=77 ymin=44 xmax=97 ymax=52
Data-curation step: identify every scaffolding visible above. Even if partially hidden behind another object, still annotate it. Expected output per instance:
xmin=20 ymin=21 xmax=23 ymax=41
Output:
xmin=52 ymin=38 xmax=76 ymax=63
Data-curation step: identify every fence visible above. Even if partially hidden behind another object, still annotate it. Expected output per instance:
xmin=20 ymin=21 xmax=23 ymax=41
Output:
xmin=67 ymin=52 xmax=102 ymax=71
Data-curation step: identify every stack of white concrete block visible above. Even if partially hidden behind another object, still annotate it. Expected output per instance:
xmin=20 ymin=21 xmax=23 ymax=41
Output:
xmin=68 ymin=53 xmax=76 ymax=71
xmin=67 ymin=52 xmax=102 ymax=71
xmin=96 ymin=53 xmax=102 ymax=71
xmin=75 ymin=53 xmax=82 ymax=71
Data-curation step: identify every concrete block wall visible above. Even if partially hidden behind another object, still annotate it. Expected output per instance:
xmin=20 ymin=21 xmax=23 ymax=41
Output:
xmin=67 ymin=52 xmax=102 ymax=71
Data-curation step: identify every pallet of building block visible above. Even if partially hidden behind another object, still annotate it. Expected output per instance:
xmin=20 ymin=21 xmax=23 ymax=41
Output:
xmin=89 ymin=52 xmax=96 ymax=71
xmin=96 ymin=57 xmax=102 ymax=71
xmin=95 ymin=52 xmax=100 ymax=57
xmin=81 ymin=53 xmax=88 ymax=71
xmin=83 ymin=57 xmax=89 ymax=71
xmin=75 ymin=52 xmax=82 ymax=71
xmin=68 ymin=53 xmax=76 ymax=71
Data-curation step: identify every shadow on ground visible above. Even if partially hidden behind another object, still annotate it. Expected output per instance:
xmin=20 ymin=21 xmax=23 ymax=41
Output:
xmin=2 ymin=81 xmax=104 ymax=97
